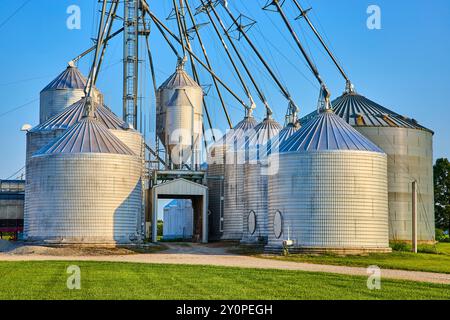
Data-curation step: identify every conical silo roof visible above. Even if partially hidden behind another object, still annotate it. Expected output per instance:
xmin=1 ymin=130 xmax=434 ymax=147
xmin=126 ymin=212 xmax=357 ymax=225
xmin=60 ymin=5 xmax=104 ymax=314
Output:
xmin=301 ymin=92 xmax=433 ymax=133
xmin=35 ymin=117 xmax=135 ymax=156
xmin=158 ymin=63 xmax=201 ymax=90
xmin=281 ymin=109 xmax=384 ymax=153
xmin=214 ymin=115 xmax=258 ymax=147
xmin=31 ymin=98 xmax=126 ymax=132
xmin=264 ymin=122 xmax=300 ymax=156
xmin=41 ymin=65 xmax=87 ymax=92
xmin=248 ymin=117 xmax=282 ymax=147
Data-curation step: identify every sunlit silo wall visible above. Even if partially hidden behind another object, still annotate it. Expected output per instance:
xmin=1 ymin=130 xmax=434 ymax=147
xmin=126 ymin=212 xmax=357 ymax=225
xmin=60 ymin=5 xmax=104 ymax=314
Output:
xmin=156 ymin=63 xmax=203 ymax=167
xmin=242 ymin=123 xmax=297 ymax=244
xmin=241 ymin=117 xmax=282 ymax=244
xmin=207 ymin=116 xmax=257 ymax=240
xmin=267 ymin=110 xmax=390 ymax=253
xmin=39 ymin=64 xmax=103 ymax=123
xmin=27 ymin=98 xmax=144 ymax=165
xmin=302 ymin=92 xmax=435 ymax=242
xmin=24 ymin=118 xmax=143 ymax=244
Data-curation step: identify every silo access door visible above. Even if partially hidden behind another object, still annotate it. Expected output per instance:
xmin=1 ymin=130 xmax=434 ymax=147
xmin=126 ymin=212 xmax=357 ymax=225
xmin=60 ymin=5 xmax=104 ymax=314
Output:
xmin=150 ymin=178 xmax=208 ymax=243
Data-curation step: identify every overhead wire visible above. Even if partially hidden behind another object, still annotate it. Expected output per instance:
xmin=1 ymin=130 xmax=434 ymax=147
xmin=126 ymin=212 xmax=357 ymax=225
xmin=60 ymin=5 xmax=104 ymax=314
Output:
xmin=0 ymin=0 xmax=32 ymax=31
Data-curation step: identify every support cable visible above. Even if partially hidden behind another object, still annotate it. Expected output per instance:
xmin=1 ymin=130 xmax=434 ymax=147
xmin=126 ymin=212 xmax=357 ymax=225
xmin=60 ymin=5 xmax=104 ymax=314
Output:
xmin=291 ymin=0 xmax=353 ymax=92
xmin=144 ymin=7 xmax=249 ymax=113
xmin=218 ymin=2 xmax=298 ymax=120
xmin=184 ymin=0 xmax=233 ymax=127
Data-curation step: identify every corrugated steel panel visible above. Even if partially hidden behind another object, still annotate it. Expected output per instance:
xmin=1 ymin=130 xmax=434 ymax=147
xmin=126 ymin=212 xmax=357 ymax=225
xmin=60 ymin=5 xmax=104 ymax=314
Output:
xmin=35 ymin=118 xmax=135 ymax=156
xmin=33 ymin=98 xmax=125 ymax=132
xmin=207 ymin=116 xmax=257 ymax=240
xmin=41 ymin=65 xmax=87 ymax=91
xmin=282 ymin=109 xmax=384 ymax=153
xmin=24 ymin=153 xmax=143 ymax=244
xmin=356 ymin=127 xmax=435 ymax=241
xmin=156 ymin=65 xmax=203 ymax=164
xmin=242 ymin=123 xmax=299 ymax=244
xmin=301 ymin=92 xmax=433 ymax=133
xmin=266 ymin=151 xmax=389 ymax=251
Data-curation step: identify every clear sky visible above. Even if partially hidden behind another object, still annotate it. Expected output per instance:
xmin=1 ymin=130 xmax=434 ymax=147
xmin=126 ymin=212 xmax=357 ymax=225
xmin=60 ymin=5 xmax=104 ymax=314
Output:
xmin=0 ymin=0 xmax=449 ymax=179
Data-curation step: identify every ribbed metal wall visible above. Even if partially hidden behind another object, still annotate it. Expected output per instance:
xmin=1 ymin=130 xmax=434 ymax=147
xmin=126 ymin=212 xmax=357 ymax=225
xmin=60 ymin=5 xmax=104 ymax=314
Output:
xmin=26 ymin=129 xmax=65 ymax=165
xmin=156 ymin=65 xmax=203 ymax=165
xmin=207 ymin=116 xmax=257 ymax=240
xmin=355 ymin=127 xmax=435 ymax=242
xmin=24 ymin=153 xmax=142 ymax=244
xmin=241 ymin=118 xmax=283 ymax=244
xmin=39 ymin=89 xmax=86 ymax=123
xmin=266 ymin=151 xmax=389 ymax=251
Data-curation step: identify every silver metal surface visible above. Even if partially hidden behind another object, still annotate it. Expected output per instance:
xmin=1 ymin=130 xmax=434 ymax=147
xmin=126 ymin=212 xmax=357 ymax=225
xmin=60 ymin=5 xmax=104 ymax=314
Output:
xmin=40 ymin=66 xmax=103 ymax=123
xmin=207 ymin=116 xmax=257 ymax=240
xmin=301 ymin=93 xmax=435 ymax=242
xmin=24 ymin=118 xmax=143 ymax=245
xmin=156 ymin=64 xmax=203 ymax=166
xmin=266 ymin=110 xmax=390 ymax=251
xmin=242 ymin=122 xmax=297 ymax=244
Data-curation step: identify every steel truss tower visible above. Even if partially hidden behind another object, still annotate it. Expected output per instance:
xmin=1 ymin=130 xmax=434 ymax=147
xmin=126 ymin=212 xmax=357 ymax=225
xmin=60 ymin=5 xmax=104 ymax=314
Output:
xmin=123 ymin=0 xmax=140 ymax=128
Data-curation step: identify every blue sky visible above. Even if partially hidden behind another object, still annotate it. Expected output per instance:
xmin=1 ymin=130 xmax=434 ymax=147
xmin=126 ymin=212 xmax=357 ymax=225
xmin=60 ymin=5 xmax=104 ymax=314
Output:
xmin=0 ymin=0 xmax=449 ymax=178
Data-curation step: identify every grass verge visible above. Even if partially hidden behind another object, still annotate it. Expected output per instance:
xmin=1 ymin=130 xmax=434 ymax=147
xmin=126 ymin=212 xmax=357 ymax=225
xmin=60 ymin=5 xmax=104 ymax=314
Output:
xmin=248 ymin=243 xmax=450 ymax=274
xmin=0 ymin=261 xmax=449 ymax=300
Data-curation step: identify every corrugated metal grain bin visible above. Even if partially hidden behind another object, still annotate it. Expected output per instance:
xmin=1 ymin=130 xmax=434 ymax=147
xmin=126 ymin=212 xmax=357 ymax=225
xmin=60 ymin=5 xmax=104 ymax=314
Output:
xmin=301 ymin=92 xmax=435 ymax=242
xmin=163 ymin=200 xmax=193 ymax=240
xmin=207 ymin=115 xmax=257 ymax=240
xmin=242 ymin=122 xmax=297 ymax=244
xmin=24 ymin=116 xmax=143 ymax=245
xmin=39 ymin=63 xmax=103 ymax=123
xmin=156 ymin=62 xmax=203 ymax=167
xmin=267 ymin=108 xmax=391 ymax=254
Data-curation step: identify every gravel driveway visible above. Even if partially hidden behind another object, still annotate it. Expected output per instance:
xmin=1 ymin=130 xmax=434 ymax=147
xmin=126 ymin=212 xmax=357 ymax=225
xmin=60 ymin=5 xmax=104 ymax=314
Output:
xmin=1 ymin=242 xmax=449 ymax=285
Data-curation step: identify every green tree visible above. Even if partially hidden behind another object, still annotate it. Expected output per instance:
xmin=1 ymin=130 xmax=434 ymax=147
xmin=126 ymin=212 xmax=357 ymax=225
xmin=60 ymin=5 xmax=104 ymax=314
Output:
xmin=434 ymin=158 xmax=450 ymax=232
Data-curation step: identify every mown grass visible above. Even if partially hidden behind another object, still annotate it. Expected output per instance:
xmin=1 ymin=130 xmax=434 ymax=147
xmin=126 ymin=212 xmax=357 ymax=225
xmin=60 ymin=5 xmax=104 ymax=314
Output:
xmin=257 ymin=243 xmax=450 ymax=274
xmin=0 ymin=261 xmax=448 ymax=300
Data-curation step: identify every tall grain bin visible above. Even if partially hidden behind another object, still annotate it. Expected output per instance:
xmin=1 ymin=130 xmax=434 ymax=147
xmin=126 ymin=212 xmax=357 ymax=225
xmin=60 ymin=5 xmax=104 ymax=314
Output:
xmin=207 ymin=114 xmax=257 ymax=240
xmin=24 ymin=115 xmax=143 ymax=244
xmin=267 ymin=108 xmax=390 ymax=253
xmin=242 ymin=122 xmax=297 ymax=244
xmin=156 ymin=62 xmax=203 ymax=168
xmin=302 ymin=91 xmax=435 ymax=242
xmin=39 ymin=63 xmax=103 ymax=123
xmin=220 ymin=115 xmax=278 ymax=241
xmin=27 ymin=98 xmax=143 ymax=165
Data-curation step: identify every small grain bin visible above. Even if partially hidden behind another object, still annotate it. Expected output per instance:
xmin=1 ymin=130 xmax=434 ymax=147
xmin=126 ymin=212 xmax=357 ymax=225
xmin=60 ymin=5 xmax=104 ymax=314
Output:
xmin=39 ymin=63 xmax=103 ymax=123
xmin=267 ymin=108 xmax=390 ymax=253
xmin=156 ymin=61 xmax=203 ymax=168
xmin=24 ymin=112 xmax=143 ymax=244
xmin=220 ymin=115 xmax=282 ymax=241
xmin=242 ymin=122 xmax=297 ymax=244
xmin=207 ymin=114 xmax=257 ymax=240
xmin=27 ymin=98 xmax=143 ymax=165
xmin=301 ymin=91 xmax=435 ymax=242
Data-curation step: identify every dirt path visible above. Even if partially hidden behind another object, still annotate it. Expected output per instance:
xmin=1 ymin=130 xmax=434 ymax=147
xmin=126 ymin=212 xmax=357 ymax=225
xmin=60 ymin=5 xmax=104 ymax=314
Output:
xmin=1 ymin=243 xmax=449 ymax=285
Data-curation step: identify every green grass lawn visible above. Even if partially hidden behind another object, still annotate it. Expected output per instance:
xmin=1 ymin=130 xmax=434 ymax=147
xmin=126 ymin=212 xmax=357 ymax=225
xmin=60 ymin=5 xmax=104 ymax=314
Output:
xmin=257 ymin=243 xmax=450 ymax=274
xmin=0 ymin=261 xmax=448 ymax=300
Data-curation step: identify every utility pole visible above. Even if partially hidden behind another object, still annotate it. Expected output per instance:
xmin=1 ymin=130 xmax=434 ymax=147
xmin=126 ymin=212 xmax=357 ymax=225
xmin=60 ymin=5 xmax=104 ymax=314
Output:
xmin=412 ymin=180 xmax=418 ymax=253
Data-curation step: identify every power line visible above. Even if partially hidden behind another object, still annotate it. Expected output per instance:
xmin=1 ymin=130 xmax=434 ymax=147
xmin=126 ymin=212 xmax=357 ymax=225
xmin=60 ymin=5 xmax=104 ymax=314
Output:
xmin=4 ymin=166 xmax=25 ymax=180
xmin=0 ymin=98 xmax=38 ymax=119
xmin=0 ymin=0 xmax=32 ymax=31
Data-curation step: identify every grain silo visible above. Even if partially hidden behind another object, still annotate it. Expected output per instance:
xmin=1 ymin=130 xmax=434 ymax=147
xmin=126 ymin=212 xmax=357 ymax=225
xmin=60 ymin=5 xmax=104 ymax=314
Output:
xmin=241 ymin=122 xmax=298 ymax=244
xmin=220 ymin=115 xmax=281 ymax=241
xmin=267 ymin=108 xmax=390 ymax=253
xmin=207 ymin=113 xmax=257 ymax=240
xmin=156 ymin=61 xmax=203 ymax=168
xmin=24 ymin=110 xmax=143 ymax=244
xmin=27 ymin=98 xmax=143 ymax=165
xmin=301 ymin=91 xmax=435 ymax=243
xmin=39 ymin=63 xmax=103 ymax=123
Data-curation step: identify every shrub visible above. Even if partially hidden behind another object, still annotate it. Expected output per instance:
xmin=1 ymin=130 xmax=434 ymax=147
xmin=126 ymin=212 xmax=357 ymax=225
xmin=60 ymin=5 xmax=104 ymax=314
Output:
xmin=390 ymin=241 xmax=410 ymax=252
xmin=436 ymin=228 xmax=449 ymax=242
